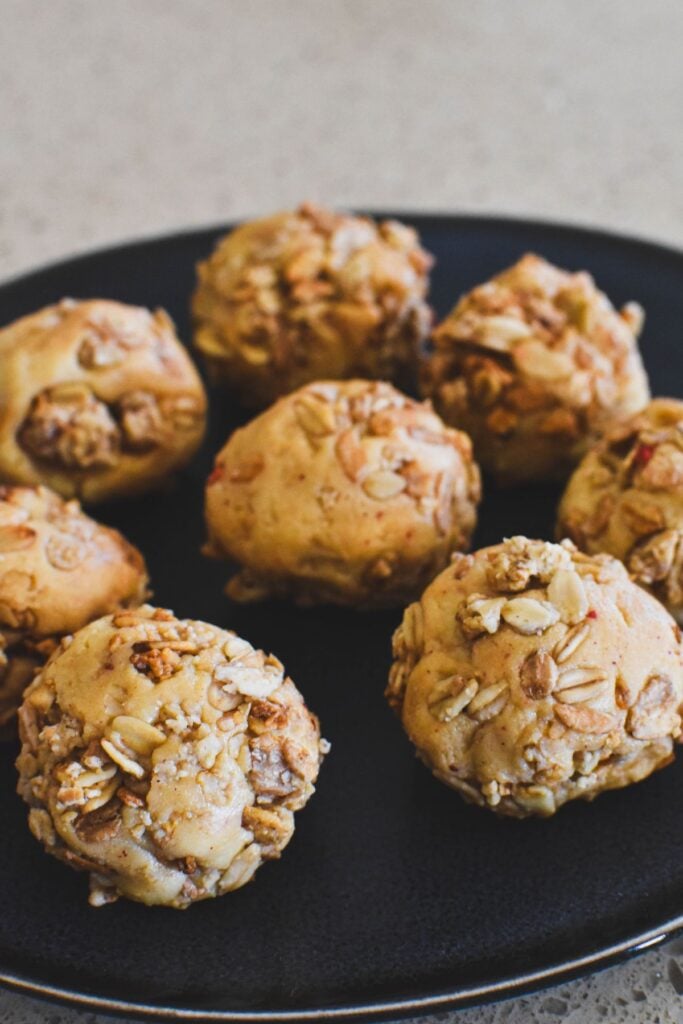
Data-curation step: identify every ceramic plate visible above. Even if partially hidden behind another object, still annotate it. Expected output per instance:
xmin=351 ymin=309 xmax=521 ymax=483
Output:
xmin=1 ymin=216 xmax=682 ymax=1020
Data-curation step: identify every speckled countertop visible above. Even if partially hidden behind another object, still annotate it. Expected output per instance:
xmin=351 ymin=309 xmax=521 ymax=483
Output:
xmin=1 ymin=1 xmax=683 ymax=1022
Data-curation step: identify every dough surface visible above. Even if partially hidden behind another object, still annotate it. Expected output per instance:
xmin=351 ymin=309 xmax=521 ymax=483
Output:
xmin=204 ymin=379 xmax=481 ymax=607
xmin=17 ymin=606 xmax=327 ymax=907
xmin=421 ymin=254 xmax=650 ymax=484
xmin=387 ymin=537 xmax=683 ymax=816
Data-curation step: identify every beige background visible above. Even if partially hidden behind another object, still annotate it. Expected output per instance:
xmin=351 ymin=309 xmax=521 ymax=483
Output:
xmin=1 ymin=1 xmax=683 ymax=1022
xmin=2 ymin=0 xmax=682 ymax=279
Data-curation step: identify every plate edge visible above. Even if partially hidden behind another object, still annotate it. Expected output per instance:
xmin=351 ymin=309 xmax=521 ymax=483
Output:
xmin=1 ymin=915 xmax=682 ymax=1022
xmin=1 ymin=211 xmax=681 ymax=295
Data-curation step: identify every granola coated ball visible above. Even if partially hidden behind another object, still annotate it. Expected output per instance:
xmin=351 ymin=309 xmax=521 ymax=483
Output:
xmin=204 ymin=380 xmax=481 ymax=608
xmin=421 ymin=254 xmax=650 ymax=485
xmin=16 ymin=606 xmax=327 ymax=908
xmin=0 ymin=485 xmax=147 ymax=726
xmin=0 ymin=299 xmax=207 ymax=503
xmin=558 ymin=399 xmax=683 ymax=624
xmin=192 ymin=202 xmax=433 ymax=407
xmin=387 ymin=537 xmax=683 ymax=817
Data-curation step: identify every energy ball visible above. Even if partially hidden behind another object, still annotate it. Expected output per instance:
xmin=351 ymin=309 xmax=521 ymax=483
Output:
xmin=204 ymin=380 xmax=481 ymax=608
xmin=16 ymin=606 xmax=327 ymax=908
xmin=421 ymin=254 xmax=650 ymax=485
xmin=0 ymin=485 xmax=147 ymax=726
xmin=558 ymin=399 xmax=683 ymax=624
xmin=0 ymin=299 xmax=207 ymax=503
xmin=387 ymin=537 xmax=683 ymax=817
xmin=192 ymin=202 xmax=433 ymax=407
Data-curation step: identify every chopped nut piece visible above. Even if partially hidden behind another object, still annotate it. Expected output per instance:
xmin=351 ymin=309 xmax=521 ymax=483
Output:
xmin=627 ymin=674 xmax=680 ymax=740
xmin=513 ymin=341 xmax=574 ymax=381
xmin=520 ymin=652 xmax=558 ymax=699
xmin=118 ymin=391 xmax=165 ymax=452
xmin=515 ymin=785 xmax=556 ymax=816
xmin=628 ymin=530 xmax=679 ymax=585
xmin=249 ymin=735 xmax=298 ymax=798
xmin=457 ymin=594 xmax=506 ymax=637
xmin=242 ymin=805 xmax=292 ymax=856
xmin=487 ymin=535 xmax=571 ymax=593
xmin=19 ymin=385 xmax=120 ymax=469
xmin=117 ymin=786 xmax=144 ymax=808
xmin=362 ymin=470 xmax=407 ymax=500
xmin=249 ymin=700 xmax=288 ymax=731
xmin=547 ymin=569 xmax=588 ymax=625
xmin=131 ymin=646 xmax=182 ymax=681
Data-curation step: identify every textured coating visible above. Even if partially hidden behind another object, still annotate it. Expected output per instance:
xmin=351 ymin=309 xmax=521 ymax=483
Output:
xmin=0 ymin=299 xmax=207 ymax=503
xmin=16 ymin=606 xmax=325 ymax=908
xmin=0 ymin=485 xmax=147 ymax=725
xmin=388 ymin=538 xmax=683 ymax=817
xmin=0 ymin=218 xmax=682 ymax=1019
xmin=422 ymin=254 xmax=650 ymax=484
xmin=558 ymin=399 xmax=683 ymax=624
xmin=192 ymin=203 xmax=432 ymax=407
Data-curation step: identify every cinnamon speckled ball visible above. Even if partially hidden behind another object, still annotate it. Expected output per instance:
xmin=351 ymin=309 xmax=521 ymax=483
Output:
xmin=421 ymin=254 xmax=650 ymax=485
xmin=192 ymin=202 xmax=433 ymax=407
xmin=204 ymin=380 xmax=481 ymax=608
xmin=387 ymin=537 xmax=683 ymax=817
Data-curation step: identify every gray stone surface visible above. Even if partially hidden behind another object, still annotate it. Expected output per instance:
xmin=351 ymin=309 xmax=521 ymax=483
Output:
xmin=1 ymin=1 xmax=682 ymax=1020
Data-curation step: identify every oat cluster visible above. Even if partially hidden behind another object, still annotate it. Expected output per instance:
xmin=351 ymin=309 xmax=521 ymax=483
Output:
xmin=0 ymin=486 xmax=148 ymax=726
xmin=387 ymin=537 xmax=683 ymax=817
xmin=421 ymin=254 xmax=650 ymax=484
xmin=192 ymin=202 xmax=433 ymax=407
xmin=558 ymin=399 xmax=683 ymax=625
xmin=0 ymin=299 xmax=207 ymax=502
xmin=204 ymin=379 xmax=481 ymax=607
xmin=16 ymin=606 xmax=327 ymax=908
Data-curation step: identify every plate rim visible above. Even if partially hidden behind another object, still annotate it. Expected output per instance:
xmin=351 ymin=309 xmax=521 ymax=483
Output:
xmin=1 ymin=210 xmax=681 ymax=294
xmin=1 ymin=916 xmax=681 ymax=1021
xmin=1 ymin=213 xmax=682 ymax=1022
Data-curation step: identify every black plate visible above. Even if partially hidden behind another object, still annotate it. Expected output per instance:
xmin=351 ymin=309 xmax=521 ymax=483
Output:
xmin=1 ymin=216 xmax=683 ymax=1022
